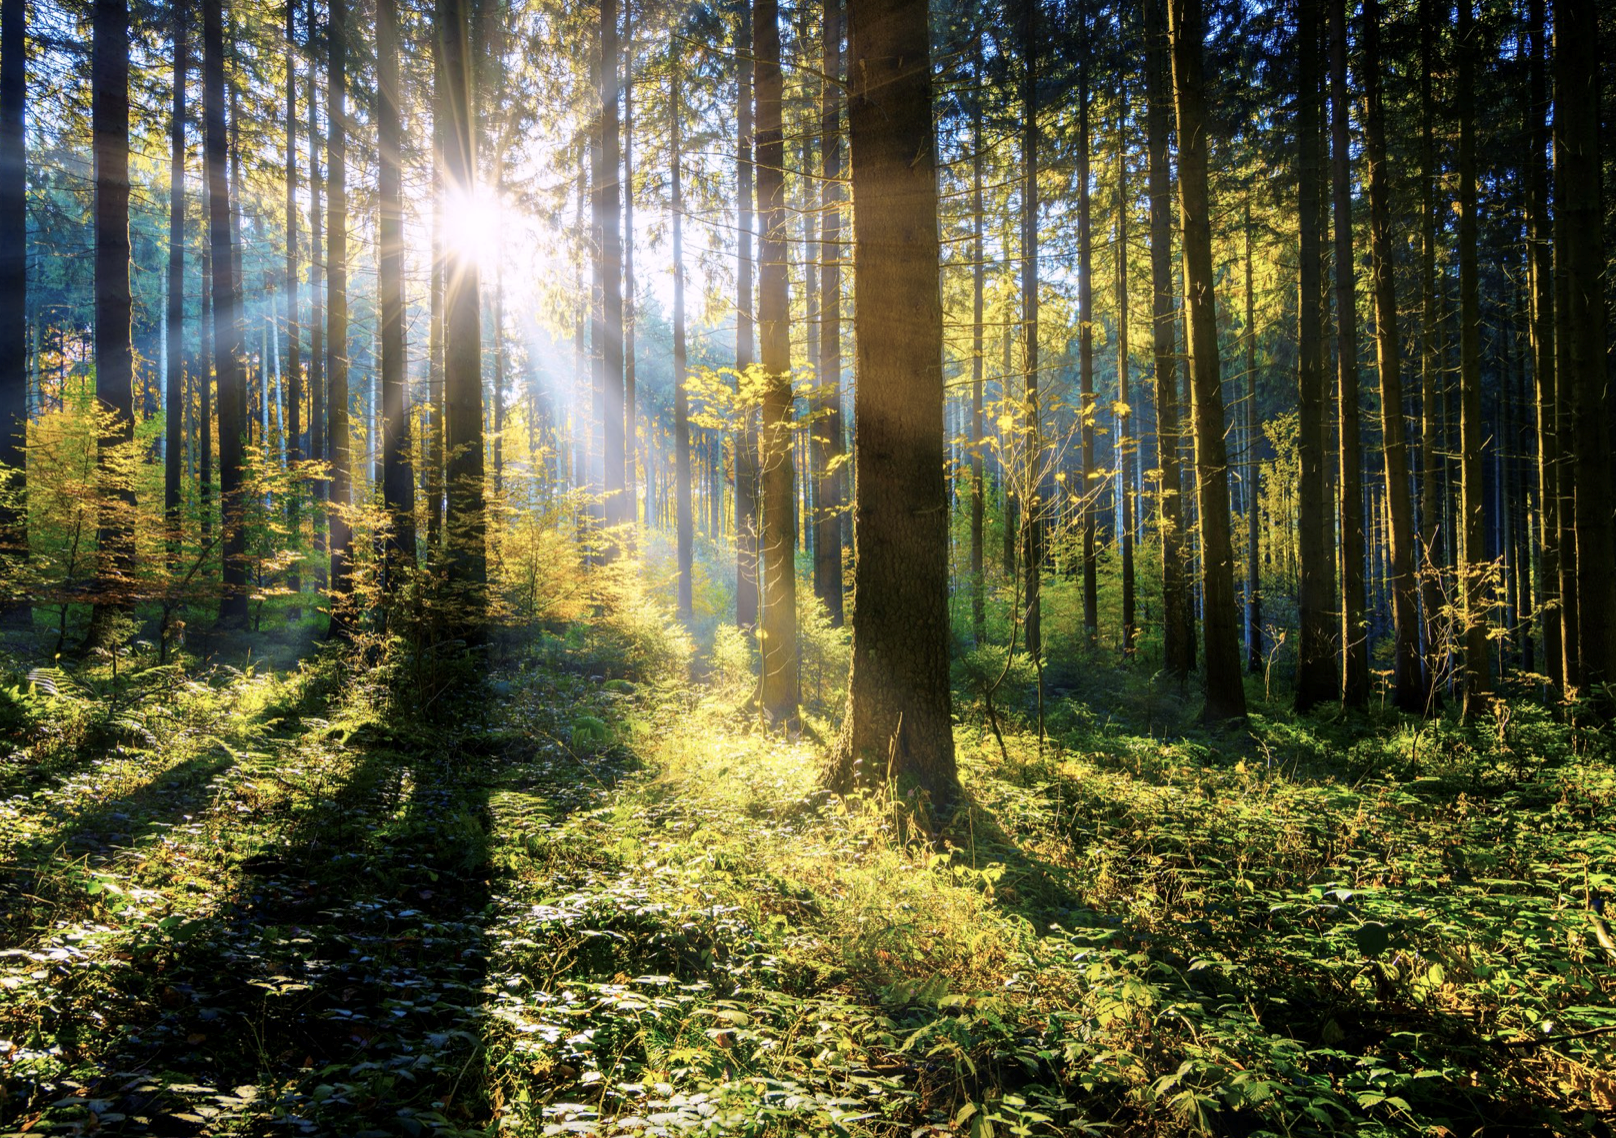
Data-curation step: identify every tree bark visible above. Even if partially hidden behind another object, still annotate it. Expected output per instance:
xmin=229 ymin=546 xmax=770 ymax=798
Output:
xmin=1416 ymin=0 xmax=1441 ymax=703
xmin=1554 ymin=0 xmax=1615 ymax=695
xmin=832 ymin=0 xmax=957 ymax=810
xmin=0 ymin=0 xmax=22 ymax=564
xmin=622 ymin=3 xmax=636 ymax=526
xmin=969 ymin=27 xmax=985 ymax=645
xmin=1115 ymin=79 xmax=1135 ymax=652
xmin=324 ymin=0 xmax=352 ymax=634
xmin=307 ymin=7 xmax=325 ymax=572
xmin=1455 ymin=0 xmax=1489 ymax=717
xmin=1329 ymin=0 xmax=1367 ymax=706
xmin=1145 ymin=0 xmax=1192 ymax=679
xmin=754 ymin=0 xmax=797 ymax=729
xmin=378 ymin=0 xmax=413 ymax=587
xmin=1168 ymin=0 xmax=1246 ymax=722
xmin=1020 ymin=0 xmax=1042 ymax=660
xmin=1242 ymin=197 xmax=1260 ymax=673
xmin=282 ymin=0 xmax=300 ymax=596
xmin=672 ymin=67 xmax=692 ymax=620
xmin=595 ymin=0 xmax=624 ymax=531
xmin=814 ymin=0 xmax=845 ymax=627
xmin=1525 ymin=0 xmax=1559 ymax=689
xmin=164 ymin=6 xmax=187 ymax=558
xmin=1362 ymin=0 xmax=1421 ymax=712
xmin=1294 ymin=0 xmax=1334 ymax=710
xmin=734 ymin=0 xmax=759 ymax=633
xmin=1078 ymin=65 xmax=1098 ymax=643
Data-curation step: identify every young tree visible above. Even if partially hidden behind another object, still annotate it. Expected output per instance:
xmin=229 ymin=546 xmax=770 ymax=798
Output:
xmin=831 ymin=0 xmax=957 ymax=809
xmin=754 ymin=0 xmax=797 ymax=728
xmin=1362 ymin=0 xmax=1421 ymax=712
xmin=1167 ymin=0 xmax=1246 ymax=722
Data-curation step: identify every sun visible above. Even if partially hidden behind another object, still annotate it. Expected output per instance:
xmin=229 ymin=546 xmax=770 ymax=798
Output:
xmin=439 ymin=185 xmax=504 ymax=270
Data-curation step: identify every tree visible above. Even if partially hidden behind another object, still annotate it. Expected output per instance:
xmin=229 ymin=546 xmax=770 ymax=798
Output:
xmin=165 ymin=5 xmax=187 ymax=557
xmin=595 ymin=0 xmax=624 ymax=532
xmin=1361 ymin=0 xmax=1420 ymax=712
xmin=1524 ymin=0 xmax=1558 ymax=690
xmin=1455 ymin=0 xmax=1488 ymax=717
xmin=671 ymin=66 xmax=692 ymax=620
xmin=734 ymin=0 xmax=759 ymax=634
xmin=1077 ymin=63 xmax=1097 ymax=642
xmin=1329 ymin=0 xmax=1366 ymax=707
xmin=1293 ymin=0 xmax=1334 ymax=711
xmin=1115 ymin=79 xmax=1135 ymax=653
xmin=283 ymin=0 xmax=300 ymax=595
xmin=0 ymin=0 xmax=25 ymax=618
xmin=1144 ymin=0 xmax=1192 ymax=680
xmin=378 ymin=0 xmax=413 ymax=586
xmin=754 ymin=0 xmax=797 ymax=729
xmin=813 ymin=0 xmax=845 ymax=627
xmin=1554 ymin=0 xmax=1615 ymax=695
xmin=1416 ymin=0 xmax=1442 ymax=701
xmin=1167 ymin=0 xmax=1246 ymax=722
xmin=831 ymin=0 xmax=957 ymax=809
xmin=1019 ymin=0 xmax=1042 ymax=660
xmin=969 ymin=27 xmax=985 ymax=645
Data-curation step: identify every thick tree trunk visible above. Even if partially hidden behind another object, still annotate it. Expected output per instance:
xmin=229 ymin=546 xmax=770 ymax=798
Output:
xmin=672 ymin=68 xmax=692 ymax=620
xmin=1362 ymin=0 xmax=1421 ymax=712
xmin=1554 ymin=0 xmax=1615 ymax=695
xmin=378 ymin=0 xmax=413 ymax=587
xmin=1115 ymin=81 xmax=1135 ymax=652
xmin=325 ymin=0 xmax=352 ymax=634
xmin=1329 ymin=0 xmax=1367 ymax=706
xmin=164 ymin=8 xmax=186 ymax=557
xmin=1145 ymin=0 xmax=1192 ymax=679
xmin=440 ymin=0 xmax=485 ymax=623
xmin=832 ymin=0 xmax=956 ymax=810
xmin=814 ymin=0 xmax=845 ymax=627
xmin=734 ymin=0 xmax=759 ymax=633
xmin=86 ymin=0 xmax=135 ymax=645
xmin=1455 ymin=0 xmax=1489 ymax=717
xmin=1525 ymin=0 xmax=1559 ymax=689
xmin=754 ymin=0 xmax=797 ymax=728
xmin=282 ymin=0 xmax=300 ymax=596
xmin=1168 ymin=0 xmax=1246 ymax=722
xmin=1294 ymin=0 xmax=1334 ymax=710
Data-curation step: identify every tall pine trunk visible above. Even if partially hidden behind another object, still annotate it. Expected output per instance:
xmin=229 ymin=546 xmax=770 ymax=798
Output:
xmin=622 ymin=7 xmax=636 ymax=525
xmin=969 ymin=29 xmax=985 ymax=644
xmin=1115 ymin=80 xmax=1135 ymax=652
xmin=378 ymin=0 xmax=413 ymax=586
xmin=1329 ymin=0 xmax=1367 ymax=706
xmin=0 ymin=0 xmax=22 ymax=577
xmin=754 ymin=0 xmax=797 ymax=729
xmin=1525 ymin=0 xmax=1559 ymax=689
xmin=832 ymin=0 xmax=956 ymax=809
xmin=1362 ymin=0 xmax=1421 ymax=711
xmin=1168 ymin=0 xmax=1246 ymax=722
xmin=282 ymin=0 xmax=300 ymax=596
xmin=734 ymin=0 xmax=759 ymax=633
xmin=1243 ymin=198 xmax=1260 ymax=673
xmin=165 ymin=8 xmax=187 ymax=556
xmin=814 ymin=0 xmax=845 ymax=627
xmin=672 ymin=67 xmax=692 ymax=620
xmin=1417 ymin=0 xmax=1441 ymax=702
xmin=325 ymin=0 xmax=352 ymax=633
xmin=307 ymin=8 xmax=325 ymax=572
xmin=1019 ymin=0 xmax=1042 ymax=659
xmin=595 ymin=0 xmax=624 ymax=531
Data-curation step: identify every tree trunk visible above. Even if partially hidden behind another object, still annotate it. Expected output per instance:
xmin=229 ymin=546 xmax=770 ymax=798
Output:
xmin=86 ymin=0 xmax=135 ymax=645
xmin=1417 ymin=0 xmax=1440 ymax=703
xmin=831 ymin=0 xmax=956 ymax=810
xmin=672 ymin=67 xmax=692 ymax=620
xmin=440 ymin=0 xmax=485 ymax=624
xmin=595 ymin=0 xmax=624 ymax=532
xmin=0 ymin=0 xmax=21 ymax=563
xmin=734 ymin=0 xmax=759 ymax=633
xmin=969 ymin=27 xmax=985 ymax=645
xmin=755 ymin=0 xmax=797 ymax=729
xmin=1168 ymin=0 xmax=1246 ymax=722
xmin=622 ymin=5 xmax=636 ymax=526
xmin=1115 ymin=79 xmax=1135 ymax=652
xmin=1525 ymin=0 xmax=1559 ymax=690
xmin=1455 ymin=0 xmax=1489 ymax=717
xmin=165 ymin=6 xmax=186 ymax=557
xmin=1243 ymin=198 xmax=1261 ymax=674
xmin=324 ymin=0 xmax=352 ymax=634
xmin=1145 ymin=0 xmax=1191 ymax=679
xmin=1020 ymin=0 xmax=1042 ymax=660
xmin=814 ymin=0 xmax=845 ymax=627
xmin=1294 ymin=0 xmax=1333 ymax=710
xmin=1362 ymin=0 xmax=1421 ymax=712
xmin=1329 ymin=0 xmax=1367 ymax=706
xmin=282 ymin=0 xmax=300 ymax=596
xmin=378 ymin=0 xmax=413 ymax=587
xmin=1078 ymin=66 xmax=1098 ymax=642
xmin=307 ymin=12 xmax=325 ymax=572
xmin=1554 ymin=0 xmax=1615 ymax=695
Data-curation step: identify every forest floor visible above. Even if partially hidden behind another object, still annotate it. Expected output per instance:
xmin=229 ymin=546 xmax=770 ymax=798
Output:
xmin=1 ymin=600 xmax=1615 ymax=1137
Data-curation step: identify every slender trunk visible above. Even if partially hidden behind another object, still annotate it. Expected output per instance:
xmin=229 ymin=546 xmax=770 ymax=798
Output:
xmin=0 ymin=0 xmax=22 ymax=546
xmin=1363 ymin=0 xmax=1420 ymax=711
xmin=1145 ymin=0 xmax=1191 ymax=678
xmin=969 ymin=28 xmax=985 ymax=644
xmin=87 ymin=0 xmax=134 ymax=642
xmin=200 ymin=245 xmax=213 ymax=546
xmin=283 ymin=0 xmax=301 ymax=597
xmin=815 ymin=0 xmax=845 ymax=627
xmin=1078 ymin=66 xmax=1098 ymax=641
xmin=1417 ymin=0 xmax=1441 ymax=702
xmin=596 ymin=0 xmax=624 ymax=531
xmin=1455 ymin=0 xmax=1489 ymax=716
xmin=1555 ymin=0 xmax=1615 ymax=694
xmin=307 ymin=12 xmax=325 ymax=572
xmin=1525 ymin=0 xmax=1559 ymax=689
xmin=378 ymin=0 xmax=413 ymax=586
xmin=1116 ymin=79 xmax=1135 ymax=652
xmin=1020 ymin=0 xmax=1042 ymax=659
xmin=427 ymin=101 xmax=444 ymax=550
xmin=1329 ymin=0 xmax=1367 ymax=706
xmin=1243 ymin=198 xmax=1261 ymax=673
xmin=325 ymin=0 xmax=352 ymax=632
xmin=832 ymin=0 xmax=956 ymax=808
xmin=622 ymin=7 xmax=636 ymax=526
xmin=755 ymin=0 xmax=797 ymax=728
xmin=165 ymin=8 xmax=187 ymax=555
xmin=1294 ymin=0 xmax=1334 ymax=709
xmin=735 ymin=0 xmax=759 ymax=632
xmin=672 ymin=67 xmax=692 ymax=619
xmin=1168 ymin=0 xmax=1246 ymax=721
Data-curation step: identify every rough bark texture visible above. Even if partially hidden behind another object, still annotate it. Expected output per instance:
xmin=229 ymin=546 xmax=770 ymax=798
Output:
xmin=1294 ymin=0 xmax=1334 ymax=711
xmin=1329 ymin=0 xmax=1367 ymax=707
xmin=754 ymin=0 xmax=797 ymax=729
xmin=1362 ymin=0 xmax=1421 ymax=712
xmin=813 ymin=0 xmax=845 ymax=628
xmin=734 ymin=0 xmax=759 ymax=633
xmin=440 ymin=0 xmax=485 ymax=626
xmin=832 ymin=0 xmax=957 ymax=811
xmin=1145 ymin=0 xmax=1192 ymax=680
xmin=1455 ymin=0 xmax=1489 ymax=717
xmin=377 ymin=0 xmax=413 ymax=585
xmin=1168 ymin=0 xmax=1246 ymax=722
xmin=325 ymin=0 xmax=352 ymax=633
xmin=1554 ymin=0 xmax=1615 ymax=694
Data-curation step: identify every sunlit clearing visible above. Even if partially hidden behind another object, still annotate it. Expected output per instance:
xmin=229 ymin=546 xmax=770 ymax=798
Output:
xmin=439 ymin=185 xmax=504 ymax=269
